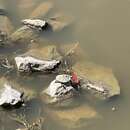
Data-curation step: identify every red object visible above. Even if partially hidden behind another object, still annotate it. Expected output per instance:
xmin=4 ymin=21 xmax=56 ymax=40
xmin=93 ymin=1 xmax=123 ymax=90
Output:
xmin=71 ymin=72 xmax=80 ymax=84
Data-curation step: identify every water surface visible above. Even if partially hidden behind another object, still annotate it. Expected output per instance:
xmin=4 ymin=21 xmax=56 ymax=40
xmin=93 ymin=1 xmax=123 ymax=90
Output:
xmin=0 ymin=0 xmax=130 ymax=130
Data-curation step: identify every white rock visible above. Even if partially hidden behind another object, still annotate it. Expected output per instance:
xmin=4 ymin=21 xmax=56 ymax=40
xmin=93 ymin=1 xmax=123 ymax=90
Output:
xmin=22 ymin=19 xmax=47 ymax=30
xmin=45 ymin=80 xmax=74 ymax=98
xmin=0 ymin=84 xmax=23 ymax=106
xmin=15 ymin=56 xmax=60 ymax=72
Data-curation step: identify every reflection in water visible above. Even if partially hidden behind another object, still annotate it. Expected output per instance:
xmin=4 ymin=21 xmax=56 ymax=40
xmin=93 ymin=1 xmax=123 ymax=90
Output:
xmin=0 ymin=0 xmax=130 ymax=130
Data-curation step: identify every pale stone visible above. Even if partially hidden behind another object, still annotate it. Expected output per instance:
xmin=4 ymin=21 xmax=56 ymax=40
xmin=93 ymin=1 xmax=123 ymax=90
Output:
xmin=46 ymin=104 xmax=100 ymax=128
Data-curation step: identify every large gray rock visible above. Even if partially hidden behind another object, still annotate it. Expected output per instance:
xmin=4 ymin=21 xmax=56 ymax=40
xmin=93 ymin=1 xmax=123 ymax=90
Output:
xmin=42 ymin=74 xmax=80 ymax=104
xmin=10 ymin=1 xmax=53 ymax=44
xmin=0 ymin=84 xmax=23 ymax=106
xmin=15 ymin=55 xmax=60 ymax=73
xmin=22 ymin=19 xmax=47 ymax=31
xmin=14 ymin=45 xmax=62 ymax=73
xmin=0 ymin=77 xmax=36 ymax=107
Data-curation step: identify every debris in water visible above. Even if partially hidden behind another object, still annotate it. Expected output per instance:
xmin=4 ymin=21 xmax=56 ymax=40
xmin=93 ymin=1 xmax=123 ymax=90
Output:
xmin=10 ymin=113 xmax=44 ymax=130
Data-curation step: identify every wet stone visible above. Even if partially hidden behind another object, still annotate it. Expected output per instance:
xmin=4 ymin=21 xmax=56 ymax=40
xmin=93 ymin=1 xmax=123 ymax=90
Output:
xmin=26 ymin=45 xmax=61 ymax=60
xmin=22 ymin=19 xmax=48 ymax=31
xmin=21 ymin=14 xmax=72 ymax=32
xmin=0 ymin=84 xmax=23 ymax=106
xmin=18 ymin=0 xmax=37 ymax=18
xmin=14 ymin=55 xmax=60 ymax=73
xmin=45 ymin=104 xmax=101 ymax=128
xmin=0 ymin=77 xmax=37 ymax=107
xmin=9 ymin=25 xmax=39 ymax=44
xmin=72 ymin=61 xmax=120 ymax=99
xmin=29 ymin=1 xmax=53 ymax=18
xmin=47 ymin=13 xmax=73 ymax=32
xmin=42 ymin=74 xmax=80 ymax=104
xmin=0 ymin=12 xmax=14 ymax=45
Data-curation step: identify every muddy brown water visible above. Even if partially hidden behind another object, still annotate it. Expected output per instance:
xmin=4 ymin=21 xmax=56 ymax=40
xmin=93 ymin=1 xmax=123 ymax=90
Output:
xmin=0 ymin=0 xmax=130 ymax=130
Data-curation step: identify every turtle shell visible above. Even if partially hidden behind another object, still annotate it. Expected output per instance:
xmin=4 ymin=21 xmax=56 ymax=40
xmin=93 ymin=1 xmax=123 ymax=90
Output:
xmin=56 ymin=74 xmax=71 ymax=83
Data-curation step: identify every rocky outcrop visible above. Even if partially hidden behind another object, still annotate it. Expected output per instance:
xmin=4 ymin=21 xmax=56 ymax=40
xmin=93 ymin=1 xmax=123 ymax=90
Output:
xmin=0 ymin=84 xmax=23 ymax=106
xmin=15 ymin=56 xmax=60 ymax=73
xmin=0 ymin=77 xmax=37 ymax=107
xmin=42 ymin=74 xmax=80 ymax=104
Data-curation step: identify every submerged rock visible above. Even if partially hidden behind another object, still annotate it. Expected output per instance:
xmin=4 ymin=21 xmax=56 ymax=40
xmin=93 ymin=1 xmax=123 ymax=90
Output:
xmin=29 ymin=1 xmax=53 ymax=18
xmin=0 ymin=5 xmax=14 ymax=45
xmin=72 ymin=61 xmax=120 ymax=99
xmin=9 ymin=1 xmax=53 ymax=44
xmin=45 ymin=104 xmax=100 ymax=128
xmin=10 ymin=2 xmax=71 ymax=44
xmin=27 ymin=45 xmax=61 ymax=60
xmin=0 ymin=6 xmax=14 ymax=36
xmin=57 ymin=42 xmax=86 ymax=68
xmin=42 ymin=74 xmax=80 ymax=104
xmin=9 ymin=25 xmax=39 ymax=44
xmin=47 ymin=13 xmax=73 ymax=32
xmin=15 ymin=55 xmax=60 ymax=73
xmin=0 ymin=84 xmax=23 ymax=106
xmin=18 ymin=0 xmax=37 ymax=18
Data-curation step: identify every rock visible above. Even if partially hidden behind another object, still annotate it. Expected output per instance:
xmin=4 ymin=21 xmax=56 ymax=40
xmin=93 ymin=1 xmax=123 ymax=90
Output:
xmin=22 ymin=19 xmax=48 ymax=31
xmin=0 ymin=57 xmax=13 ymax=69
xmin=29 ymin=1 xmax=53 ymax=18
xmin=26 ymin=45 xmax=61 ymax=60
xmin=0 ymin=7 xmax=14 ymax=45
xmin=9 ymin=1 xmax=53 ymax=44
xmin=72 ymin=61 xmax=120 ymax=99
xmin=16 ymin=129 xmax=27 ymax=130
xmin=18 ymin=0 xmax=37 ymax=18
xmin=21 ymin=14 xmax=72 ymax=32
xmin=45 ymin=104 xmax=100 ymax=128
xmin=13 ymin=45 xmax=63 ymax=73
xmin=112 ymin=106 xmax=117 ymax=111
xmin=9 ymin=25 xmax=39 ymax=44
xmin=0 ymin=3 xmax=14 ymax=35
xmin=14 ymin=55 xmax=60 ymax=73
xmin=0 ymin=77 xmax=36 ymax=106
xmin=57 ymin=42 xmax=86 ymax=63
xmin=47 ymin=13 xmax=73 ymax=32
xmin=42 ymin=74 xmax=80 ymax=105
xmin=0 ymin=84 xmax=23 ymax=106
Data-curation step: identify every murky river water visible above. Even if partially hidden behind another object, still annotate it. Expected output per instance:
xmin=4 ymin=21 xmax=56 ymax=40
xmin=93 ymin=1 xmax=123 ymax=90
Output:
xmin=0 ymin=0 xmax=130 ymax=130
